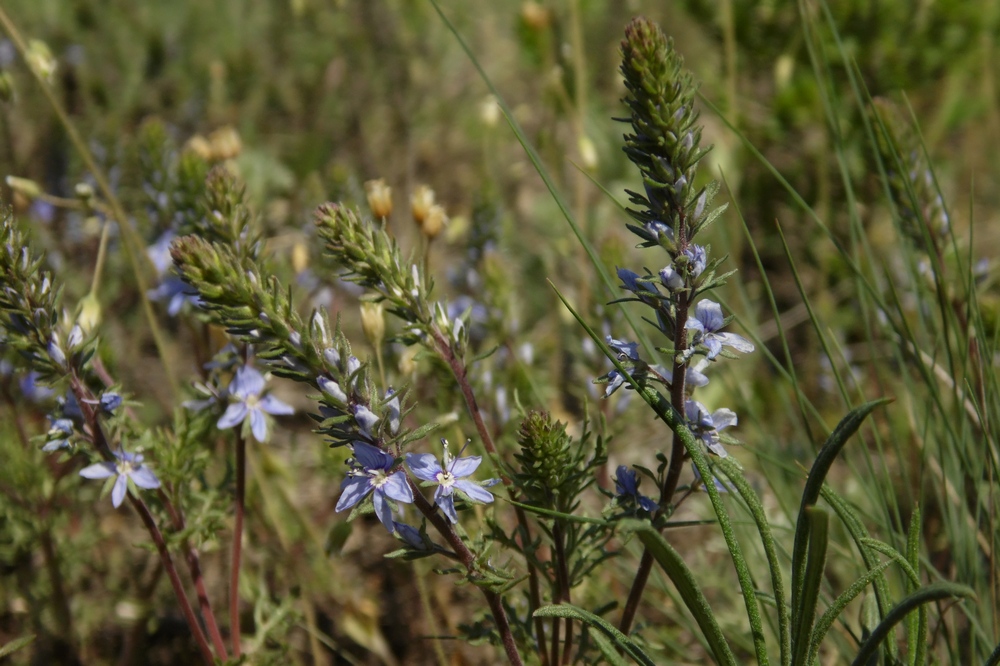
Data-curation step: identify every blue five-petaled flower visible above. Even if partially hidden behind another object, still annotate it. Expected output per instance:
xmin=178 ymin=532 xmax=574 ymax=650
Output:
xmin=614 ymin=465 xmax=658 ymax=513
xmin=336 ymin=442 xmax=413 ymax=532
xmin=79 ymin=449 xmax=161 ymax=508
xmin=685 ymin=300 xmax=755 ymax=360
xmin=218 ymin=365 xmax=295 ymax=442
xmin=406 ymin=442 xmax=495 ymax=523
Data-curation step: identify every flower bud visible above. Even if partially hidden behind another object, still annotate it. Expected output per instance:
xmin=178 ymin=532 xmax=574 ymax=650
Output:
xmin=577 ymin=135 xmax=598 ymax=171
xmin=364 ymin=178 xmax=393 ymax=219
xmin=208 ymin=126 xmax=242 ymax=161
xmin=291 ymin=239 xmax=310 ymax=274
xmin=410 ymin=185 xmax=435 ymax=227
xmin=360 ymin=300 xmax=385 ymax=348
xmin=183 ymin=134 xmax=213 ymax=161
xmin=421 ymin=204 xmax=447 ymax=240
xmin=26 ymin=39 xmax=57 ymax=83
xmin=5 ymin=176 xmax=42 ymax=199
xmin=77 ymin=293 xmax=102 ymax=333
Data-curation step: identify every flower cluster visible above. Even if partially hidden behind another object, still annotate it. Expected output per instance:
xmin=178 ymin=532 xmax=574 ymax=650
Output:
xmin=601 ymin=17 xmax=754 ymax=511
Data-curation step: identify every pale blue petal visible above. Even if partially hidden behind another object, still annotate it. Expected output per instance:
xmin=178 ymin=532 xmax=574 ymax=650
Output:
xmin=131 ymin=467 xmax=161 ymax=489
xmin=695 ymin=300 xmax=724 ymax=331
xmin=318 ymin=376 xmax=347 ymax=402
xmin=80 ymin=462 xmax=116 ymax=479
xmin=353 ymin=442 xmax=391 ymax=470
xmin=217 ymin=403 xmax=248 ymax=429
xmin=406 ymin=452 xmax=442 ymax=481
xmin=249 ymin=409 xmax=268 ymax=442
xmin=111 ymin=475 xmax=128 ymax=508
xmin=382 ymin=472 xmax=413 ymax=504
xmin=260 ymin=394 xmax=294 ymax=416
xmin=335 ymin=476 xmax=371 ymax=512
xmin=717 ymin=332 xmax=754 ymax=354
xmin=437 ymin=494 xmax=458 ymax=523
xmin=454 ymin=480 xmax=494 ymax=504
xmin=372 ymin=491 xmax=394 ymax=531
xmin=711 ymin=408 xmax=737 ymax=430
xmin=449 ymin=456 xmax=481 ymax=478
xmin=353 ymin=405 xmax=379 ymax=437
xmin=229 ymin=366 xmax=265 ymax=400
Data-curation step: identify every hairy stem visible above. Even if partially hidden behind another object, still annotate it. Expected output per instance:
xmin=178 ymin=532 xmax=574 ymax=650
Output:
xmin=619 ymin=224 xmax=692 ymax=636
xmin=408 ymin=479 xmax=524 ymax=666
xmin=231 ymin=432 xmax=247 ymax=658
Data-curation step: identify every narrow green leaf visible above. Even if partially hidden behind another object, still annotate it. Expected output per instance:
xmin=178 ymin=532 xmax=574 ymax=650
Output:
xmin=589 ymin=629 xmax=631 ymax=666
xmin=533 ymin=604 xmax=656 ymax=666
xmin=807 ymin=559 xmax=895 ymax=664
xmin=716 ymin=456 xmax=791 ymax=666
xmin=0 ymin=634 xmax=35 ymax=658
xmin=791 ymin=400 xmax=891 ymax=627
xmin=851 ymin=583 xmax=975 ymax=666
xmin=792 ymin=506 xmax=829 ymax=666
xmin=630 ymin=525 xmax=737 ymax=666
xmin=904 ymin=506 xmax=926 ymax=666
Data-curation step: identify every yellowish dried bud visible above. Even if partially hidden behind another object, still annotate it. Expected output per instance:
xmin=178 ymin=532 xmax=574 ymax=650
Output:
xmin=76 ymin=292 xmax=102 ymax=333
xmin=421 ymin=204 xmax=448 ymax=240
xmin=364 ymin=178 xmax=393 ymax=218
xmin=26 ymin=39 xmax=57 ymax=83
xmin=479 ymin=95 xmax=500 ymax=127
xmin=208 ymin=126 xmax=242 ymax=161
xmin=183 ymin=134 xmax=213 ymax=161
xmin=520 ymin=2 xmax=551 ymax=31
xmin=360 ymin=301 xmax=385 ymax=348
xmin=410 ymin=185 xmax=435 ymax=227
xmin=5 ymin=176 xmax=42 ymax=199
xmin=577 ymin=134 xmax=598 ymax=171
xmin=291 ymin=239 xmax=310 ymax=275
xmin=398 ymin=345 xmax=419 ymax=377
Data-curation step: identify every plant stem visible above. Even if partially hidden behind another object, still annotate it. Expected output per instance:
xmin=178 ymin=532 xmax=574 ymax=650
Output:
xmin=127 ymin=493 xmax=216 ymax=666
xmin=231 ymin=432 xmax=247 ymax=658
xmin=69 ymin=373 xmax=221 ymax=661
xmin=408 ymin=479 xmax=524 ymax=666
xmin=619 ymin=222 xmax=692 ymax=636
xmin=430 ymin=326 xmax=547 ymax=658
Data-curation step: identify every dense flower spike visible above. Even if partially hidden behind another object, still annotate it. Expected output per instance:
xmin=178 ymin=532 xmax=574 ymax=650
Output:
xmin=79 ymin=449 xmax=161 ymax=508
xmin=336 ymin=442 xmax=413 ymax=531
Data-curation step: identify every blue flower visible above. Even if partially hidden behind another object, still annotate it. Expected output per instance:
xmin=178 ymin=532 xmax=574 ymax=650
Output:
xmin=19 ymin=371 xmax=54 ymax=403
xmin=217 ymin=365 xmax=294 ymax=442
xmin=597 ymin=336 xmax=645 ymax=397
xmin=79 ymin=449 xmax=161 ymax=508
xmin=336 ymin=442 xmax=413 ymax=531
xmin=148 ymin=277 xmax=202 ymax=316
xmin=607 ymin=336 xmax=640 ymax=361
xmin=43 ymin=418 xmax=74 ymax=452
xmin=353 ymin=404 xmax=379 ymax=439
xmin=691 ymin=464 xmax=730 ymax=493
xmin=684 ymin=400 xmax=737 ymax=458
xmin=406 ymin=441 xmax=495 ymax=523
xmin=393 ymin=522 xmax=429 ymax=550
xmin=614 ymin=465 xmax=658 ymax=513
xmin=685 ymin=300 xmax=754 ymax=360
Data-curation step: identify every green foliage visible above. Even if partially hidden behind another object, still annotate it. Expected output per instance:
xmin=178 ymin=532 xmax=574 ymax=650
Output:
xmin=0 ymin=1 xmax=998 ymax=664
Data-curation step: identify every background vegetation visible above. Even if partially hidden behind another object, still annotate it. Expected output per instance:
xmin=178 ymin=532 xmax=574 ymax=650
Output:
xmin=1 ymin=0 xmax=999 ymax=664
